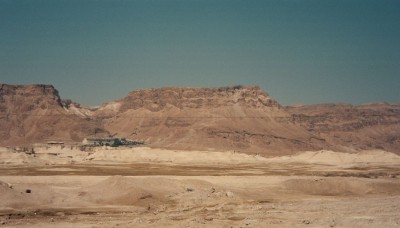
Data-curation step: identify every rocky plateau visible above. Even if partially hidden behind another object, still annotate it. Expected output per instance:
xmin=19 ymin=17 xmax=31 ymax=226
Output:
xmin=1 ymin=83 xmax=399 ymax=155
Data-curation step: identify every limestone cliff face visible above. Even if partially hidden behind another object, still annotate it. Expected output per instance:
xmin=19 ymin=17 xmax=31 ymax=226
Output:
xmin=0 ymin=84 xmax=62 ymax=113
xmin=94 ymin=86 xmax=280 ymax=118
xmin=286 ymin=103 xmax=400 ymax=153
xmin=0 ymin=84 xmax=108 ymax=146
xmin=98 ymin=86 xmax=324 ymax=155
xmin=120 ymin=86 xmax=280 ymax=111
xmin=1 ymin=84 xmax=398 ymax=155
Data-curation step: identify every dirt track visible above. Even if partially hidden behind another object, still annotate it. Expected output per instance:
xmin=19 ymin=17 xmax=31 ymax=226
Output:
xmin=1 ymin=162 xmax=400 ymax=178
xmin=1 ymin=147 xmax=400 ymax=227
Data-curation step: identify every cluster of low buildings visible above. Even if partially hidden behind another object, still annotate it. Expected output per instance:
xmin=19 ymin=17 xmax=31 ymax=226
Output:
xmin=82 ymin=138 xmax=144 ymax=147
xmin=6 ymin=138 xmax=143 ymax=154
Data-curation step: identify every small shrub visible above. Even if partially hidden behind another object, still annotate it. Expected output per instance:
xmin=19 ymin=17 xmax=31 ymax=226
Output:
xmin=232 ymin=85 xmax=243 ymax=90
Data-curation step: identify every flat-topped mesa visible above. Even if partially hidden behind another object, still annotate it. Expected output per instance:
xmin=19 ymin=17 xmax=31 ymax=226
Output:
xmin=119 ymin=86 xmax=280 ymax=112
xmin=99 ymin=85 xmax=319 ymax=155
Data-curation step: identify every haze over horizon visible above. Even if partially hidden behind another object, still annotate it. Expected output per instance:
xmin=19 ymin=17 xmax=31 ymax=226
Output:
xmin=1 ymin=0 xmax=399 ymax=106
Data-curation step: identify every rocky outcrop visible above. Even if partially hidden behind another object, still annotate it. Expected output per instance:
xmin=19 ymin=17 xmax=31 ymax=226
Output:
xmin=98 ymin=86 xmax=325 ymax=155
xmin=120 ymin=86 xmax=280 ymax=111
xmin=0 ymin=84 xmax=109 ymax=146
xmin=1 ymin=84 xmax=398 ymax=155
xmin=286 ymin=103 xmax=400 ymax=153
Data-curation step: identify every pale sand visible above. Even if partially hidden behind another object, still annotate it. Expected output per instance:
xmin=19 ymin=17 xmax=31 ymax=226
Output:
xmin=1 ymin=147 xmax=400 ymax=227
xmin=3 ymin=146 xmax=399 ymax=166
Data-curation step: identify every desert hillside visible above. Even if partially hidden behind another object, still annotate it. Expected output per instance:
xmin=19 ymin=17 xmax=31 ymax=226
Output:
xmin=1 ymin=84 xmax=399 ymax=155
xmin=286 ymin=103 xmax=400 ymax=153
xmin=98 ymin=86 xmax=325 ymax=155
xmin=0 ymin=84 xmax=109 ymax=146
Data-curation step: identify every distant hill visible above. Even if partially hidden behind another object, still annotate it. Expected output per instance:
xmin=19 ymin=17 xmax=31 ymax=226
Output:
xmin=0 ymin=84 xmax=109 ymax=146
xmin=1 ymin=84 xmax=399 ymax=155
xmin=286 ymin=103 xmax=400 ymax=153
xmin=94 ymin=86 xmax=325 ymax=156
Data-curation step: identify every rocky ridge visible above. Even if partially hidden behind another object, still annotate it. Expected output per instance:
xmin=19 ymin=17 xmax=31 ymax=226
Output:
xmin=0 ymin=84 xmax=399 ymax=155
xmin=0 ymin=84 xmax=108 ymax=146
xmin=98 ymin=86 xmax=323 ymax=155
xmin=286 ymin=103 xmax=400 ymax=153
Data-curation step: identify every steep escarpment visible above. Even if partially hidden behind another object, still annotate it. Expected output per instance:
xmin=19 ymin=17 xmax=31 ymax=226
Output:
xmin=2 ymin=84 xmax=398 ymax=155
xmin=0 ymin=84 xmax=108 ymax=146
xmin=98 ymin=86 xmax=325 ymax=155
xmin=286 ymin=103 xmax=400 ymax=153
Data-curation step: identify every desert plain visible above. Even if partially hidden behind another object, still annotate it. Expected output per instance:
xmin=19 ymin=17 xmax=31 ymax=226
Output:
xmin=1 ymin=146 xmax=400 ymax=228
xmin=1 ymin=84 xmax=400 ymax=227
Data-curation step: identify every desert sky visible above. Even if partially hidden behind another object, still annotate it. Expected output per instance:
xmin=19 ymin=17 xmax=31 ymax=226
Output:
xmin=1 ymin=0 xmax=399 ymax=105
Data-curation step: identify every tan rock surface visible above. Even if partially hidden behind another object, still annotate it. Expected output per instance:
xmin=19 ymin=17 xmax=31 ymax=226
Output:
xmin=0 ymin=84 xmax=109 ymax=146
xmin=1 ymin=84 xmax=399 ymax=155
xmin=97 ymin=86 xmax=325 ymax=155
xmin=286 ymin=103 xmax=400 ymax=153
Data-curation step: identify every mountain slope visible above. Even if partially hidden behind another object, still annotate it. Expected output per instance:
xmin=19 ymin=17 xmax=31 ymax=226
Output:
xmin=96 ymin=86 xmax=325 ymax=155
xmin=1 ymin=84 xmax=398 ymax=155
xmin=0 ymin=84 xmax=108 ymax=146
xmin=286 ymin=103 xmax=400 ymax=153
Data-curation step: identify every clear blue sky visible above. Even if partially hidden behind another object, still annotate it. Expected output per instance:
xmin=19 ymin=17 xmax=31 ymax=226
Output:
xmin=1 ymin=0 xmax=399 ymax=105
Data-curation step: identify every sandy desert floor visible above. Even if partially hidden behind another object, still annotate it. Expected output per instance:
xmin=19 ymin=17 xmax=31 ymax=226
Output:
xmin=1 ymin=146 xmax=400 ymax=227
